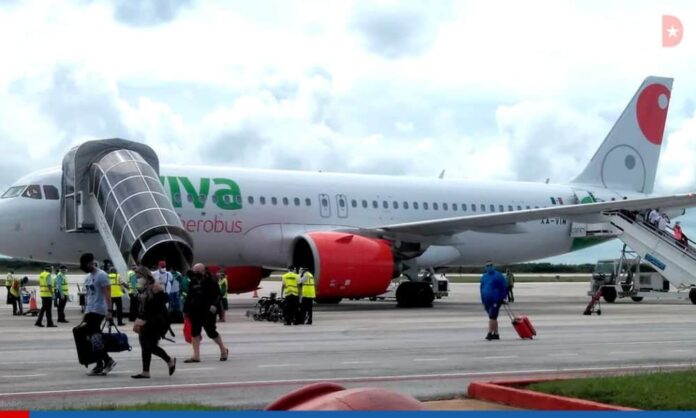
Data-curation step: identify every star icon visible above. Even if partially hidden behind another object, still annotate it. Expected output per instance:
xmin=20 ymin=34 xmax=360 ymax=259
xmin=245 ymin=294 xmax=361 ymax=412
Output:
xmin=667 ymin=25 xmax=679 ymax=38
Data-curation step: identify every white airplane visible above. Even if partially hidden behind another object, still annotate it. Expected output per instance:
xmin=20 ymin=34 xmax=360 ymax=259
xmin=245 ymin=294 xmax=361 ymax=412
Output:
xmin=0 ymin=76 xmax=693 ymax=306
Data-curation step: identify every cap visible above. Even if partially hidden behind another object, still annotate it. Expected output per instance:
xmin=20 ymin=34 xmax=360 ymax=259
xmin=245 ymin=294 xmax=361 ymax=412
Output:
xmin=158 ymin=260 xmax=166 ymax=268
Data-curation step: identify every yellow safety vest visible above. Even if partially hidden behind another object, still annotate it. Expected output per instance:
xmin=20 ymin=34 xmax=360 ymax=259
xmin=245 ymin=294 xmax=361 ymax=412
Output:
xmin=109 ymin=273 xmax=123 ymax=298
xmin=301 ymin=272 xmax=316 ymax=299
xmin=5 ymin=273 xmax=12 ymax=287
xmin=219 ymin=276 xmax=228 ymax=296
xmin=9 ymin=277 xmax=20 ymax=298
xmin=56 ymin=272 xmax=68 ymax=295
xmin=38 ymin=271 xmax=52 ymax=297
xmin=282 ymin=272 xmax=299 ymax=296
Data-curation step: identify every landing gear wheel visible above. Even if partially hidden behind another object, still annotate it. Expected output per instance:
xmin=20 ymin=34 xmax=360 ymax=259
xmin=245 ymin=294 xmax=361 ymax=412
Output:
xmin=396 ymin=281 xmax=434 ymax=307
xmin=597 ymin=309 xmax=602 ymax=315
xmin=396 ymin=282 xmax=415 ymax=307
xmin=689 ymin=288 xmax=696 ymax=305
xmin=631 ymin=296 xmax=644 ymax=302
xmin=602 ymin=286 xmax=617 ymax=303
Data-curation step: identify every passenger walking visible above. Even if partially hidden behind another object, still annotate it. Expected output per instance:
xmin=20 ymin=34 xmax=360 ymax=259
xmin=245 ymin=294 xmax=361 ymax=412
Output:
xmin=673 ymin=221 xmax=689 ymax=249
xmin=658 ymin=213 xmax=669 ymax=235
xmin=79 ymin=253 xmax=116 ymax=376
xmin=183 ymin=263 xmax=229 ymax=363
xmin=131 ymin=267 xmax=176 ymax=379
xmin=108 ymin=267 xmax=125 ymax=326
xmin=169 ymin=268 xmax=182 ymax=313
xmin=55 ymin=265 xmax=69 ymax=323
xmin=281 ymin=266 xmax=300 ymax=325
xmin=217 ymin=269 xmax=228 ymax=322
xmin=480 ymin=261 xmax=508 ymax=341
xmin=505 ymin=269 xmax=515 ymax=303
xmin=127 ymin=265 xmax=139 ymax=321
xmin=8 ymin=273 xmax=22 ymax=315
xmin=648 ymin=208 xmax=661 ymax=228
xmin=35 ymin=266 xmax=56 ymax=327
xmin=298 ymin=268 xmax=315 ymax=325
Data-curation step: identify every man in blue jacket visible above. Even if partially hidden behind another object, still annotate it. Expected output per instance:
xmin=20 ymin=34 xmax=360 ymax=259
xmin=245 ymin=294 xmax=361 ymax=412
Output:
xmin=480 ymin=261 xmax=508 ymax=340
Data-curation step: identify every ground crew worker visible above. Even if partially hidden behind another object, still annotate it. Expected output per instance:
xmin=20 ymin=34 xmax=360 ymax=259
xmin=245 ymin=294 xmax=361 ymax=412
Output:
xmin=298 ymin=268 xmax=315 ymax=325
xmin=55 ymin=265 xmax=69 ymax=323
xmin=127 ymin=265 xmax=139 ymax=322
xmin=9 ymin=273 xmax=22 ymax=315
xmin=109 ymin=267 xmax=126 ymax=326
xmin=35 ymin=266 xmax=56 ymax=327
xmin=505 ymin=269 xmax=515 ymax=303
xmin=281 ymin=266 xmax=300 ymax=325
xmin=5 ymin=270 xmax=13 ymax=305
xmin=217 ymin=270 xmax=228 ymax=322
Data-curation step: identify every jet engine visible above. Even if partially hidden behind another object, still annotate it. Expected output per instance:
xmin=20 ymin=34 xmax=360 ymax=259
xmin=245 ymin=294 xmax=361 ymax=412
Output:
xmin=206 ymin=265 xmax=269 ymax=294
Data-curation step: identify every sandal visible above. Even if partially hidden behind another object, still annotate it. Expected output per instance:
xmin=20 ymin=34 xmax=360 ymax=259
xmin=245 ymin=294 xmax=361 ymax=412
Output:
xmin=131 ymin=374 xmax=150 ymax=379
xmin=220 ymin=348 xmax=229 ymax=361
xmin=183 ymin=358 xmax=200 ymax=363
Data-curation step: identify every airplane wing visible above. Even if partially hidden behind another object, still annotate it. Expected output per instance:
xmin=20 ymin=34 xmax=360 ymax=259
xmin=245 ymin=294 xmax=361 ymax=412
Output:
xmin=367 ymin=193 xmax=696 ymax=237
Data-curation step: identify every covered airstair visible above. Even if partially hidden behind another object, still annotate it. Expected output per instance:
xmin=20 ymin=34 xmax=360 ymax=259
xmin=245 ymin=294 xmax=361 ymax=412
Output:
xmin=605 ymin=211 xmax=696 ymax=303
xmin=61 ymin=139 xmax=193 ymax=276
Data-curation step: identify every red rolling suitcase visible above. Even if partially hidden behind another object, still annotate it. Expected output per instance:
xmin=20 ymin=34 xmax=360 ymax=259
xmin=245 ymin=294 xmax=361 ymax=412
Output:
xmin=504 ymin=304 xmax=536 ymax=340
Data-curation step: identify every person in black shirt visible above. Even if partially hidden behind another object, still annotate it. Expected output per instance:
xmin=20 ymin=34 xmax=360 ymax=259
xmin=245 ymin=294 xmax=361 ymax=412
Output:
xmin=183 ymin=263 xmax=229 ymax=363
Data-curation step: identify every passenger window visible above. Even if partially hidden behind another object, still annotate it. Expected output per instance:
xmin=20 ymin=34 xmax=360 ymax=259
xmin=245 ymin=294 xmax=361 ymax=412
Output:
xmin=199 ymin=194 xmax=206 ymax=203
xmin=351 ymin=199 xmax=357 ymax=208
xmin=305 ymin=198 xmax=311 ymax=206
xmin=462 ymin=204 xmax=467 ymax=211
xmin=413 ymin=202 xmax=419 ymax=210
xmin=248 ymin=196 xmax=255 ymax=204
xmin=272 ymin=197 xmax=278 ymax=205
xmin=508 ymin=205 xmax=513 ymax=211
xmin=517 ymin=205 xmax=522 ymax=210
xmin=382 ymin=201 xmax=388 ymax=209
xmin=480 ymin=204 xmax=486 ymax=212
xmin=403 ymin=201 xmax=409 ymax=210
xmin=433 ymin=202 xmax=438 ymax=210
xmin=452 ymin=203 xmax=458 ymax=211
xmin=43 ymin=185 xmax=59 ymax=200
xmin=260 ymin=196 xmax=266 ymax=205
xmin=236 ymin=195 xmax=242 ymax=204
xmin=499 ymin=204 xmax=504 ymax=212
xmin=423 ymin=202 xmax=429 ymax=210
xmin=294 ymin=197 xmax=300 ymax=206
xmin=187 ymin=194 xmax=193 ymax=202
xmin=490 ymin=204 xmax=495 ymax=212
xmin=393 ymin=201 xmax=399 ymax=209
xmin=339 ymin=199 xmax=345 ymax=208
xmin=22 ymin=185 xmax=42 ymax=199
xmin=211 ymin=195 xmax=217 ymax=203
xmin=472 ymin=205 xmax=476 ymax=212
xmin=526 ymin=205 xmax=531 ymax=210
xmin=443 ymin=203 xmax=448 ymax=211
xmin=282 ymin=197 xmax=289 ymax=206
xmin=321 ymin=197 xmax=328 ymax=207
xmin=172 ymin=193 xmax=181 ymax=204
xmin=534 ymin=206 xmax=539 ymax=209
xmin=372 ymin=200 xmax=378 ymax=209
xmin=362 ymin=200 xmax=368 ymax=208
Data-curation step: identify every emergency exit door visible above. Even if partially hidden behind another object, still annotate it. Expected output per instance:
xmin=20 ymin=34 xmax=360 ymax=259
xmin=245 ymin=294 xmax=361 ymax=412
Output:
xmin=336 ymin=194 xmax=348 ymax=218
xmin=319 ymin=193 xmax=331 ymax=218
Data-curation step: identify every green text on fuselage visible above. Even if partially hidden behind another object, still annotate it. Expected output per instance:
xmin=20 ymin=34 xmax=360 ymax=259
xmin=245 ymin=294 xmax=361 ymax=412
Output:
xmin=159 ymin=176 xmax=242 ymax=210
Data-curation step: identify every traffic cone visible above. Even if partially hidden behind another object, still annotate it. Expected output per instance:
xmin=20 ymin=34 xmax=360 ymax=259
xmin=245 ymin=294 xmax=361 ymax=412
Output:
xmin=27 ymin=290 xmax=38 ymax=316
xmin=253 ymin=288 xmax=259 ymax=298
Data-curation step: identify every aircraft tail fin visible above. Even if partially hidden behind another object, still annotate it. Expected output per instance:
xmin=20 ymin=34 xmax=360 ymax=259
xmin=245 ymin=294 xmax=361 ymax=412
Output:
xmin=571 ymin=76 xmax=673 ymax=194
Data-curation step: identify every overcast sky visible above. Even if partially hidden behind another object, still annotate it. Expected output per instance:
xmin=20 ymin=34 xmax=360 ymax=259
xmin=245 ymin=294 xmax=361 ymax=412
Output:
xmin=1 ymin=0 xmax=696 ymax=264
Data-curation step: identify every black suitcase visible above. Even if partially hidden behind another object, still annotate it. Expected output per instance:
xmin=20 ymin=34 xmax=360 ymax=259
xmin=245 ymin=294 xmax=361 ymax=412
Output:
xmin=72 ymin=322 xmax=98 ymax=367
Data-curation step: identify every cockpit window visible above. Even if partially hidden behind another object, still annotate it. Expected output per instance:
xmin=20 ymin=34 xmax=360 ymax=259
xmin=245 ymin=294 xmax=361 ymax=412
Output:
xmin=1 ymin=185 xmax=26 ymax=199
xmin=22 ymin=185 xmax=42 ymax=199
xmin=43 ymin=185 xmax=59 ymax=200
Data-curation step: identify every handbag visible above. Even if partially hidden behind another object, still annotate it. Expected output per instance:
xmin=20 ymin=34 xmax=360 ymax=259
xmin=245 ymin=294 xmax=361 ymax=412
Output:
xmin=183 ymin=315 xmax=192 ymax=343
xmin=101 ymin=322 xmax=132 ymax=353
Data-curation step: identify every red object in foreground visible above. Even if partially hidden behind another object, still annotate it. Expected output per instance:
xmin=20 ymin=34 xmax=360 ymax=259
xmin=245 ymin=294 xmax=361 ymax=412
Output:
xmin=265 ymin=382 xmax=424 ymax=411
xmin=0 ymin=412 xmax=29 ymax=418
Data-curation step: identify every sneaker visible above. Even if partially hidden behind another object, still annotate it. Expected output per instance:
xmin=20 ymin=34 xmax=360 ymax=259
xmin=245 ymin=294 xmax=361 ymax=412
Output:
xmin=87 ymin=366 xmax=104 ymax=376
xmin=35 ymin=323 xmax=44 ymax=327
xmin=102 ymin=358 xmax=117 ymax=374
xmin=485 ymin=332 xmax=493 ymax=340
xmin=47 ymin=324 xmax=57 ymax=328
xmin=490 ymin=333 xmax=500 ymax=340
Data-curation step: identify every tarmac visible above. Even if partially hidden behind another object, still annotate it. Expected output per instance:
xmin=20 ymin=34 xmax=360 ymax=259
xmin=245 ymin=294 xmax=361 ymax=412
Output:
xmin=1 ymin=278 xmax=695 ymax=410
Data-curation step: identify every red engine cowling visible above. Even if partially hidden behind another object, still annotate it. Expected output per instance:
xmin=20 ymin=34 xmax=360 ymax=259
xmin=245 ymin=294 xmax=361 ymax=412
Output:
xmin=206 ymin=265 xmax=266 ymax=294
xmin=292 ymin=232 xmax=395 ymax=298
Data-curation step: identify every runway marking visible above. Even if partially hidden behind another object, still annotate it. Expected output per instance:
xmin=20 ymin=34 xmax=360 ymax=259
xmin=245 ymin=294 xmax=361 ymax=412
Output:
xmin=609 ymin=351 xmax=641 ymax=355
xmin=177 ymin=367 xmax=217 ymax=373
xmin=257 ymin=364 xmax=293 ymax=368
xmin=669 ymin=349 xmax=692 ymax=353
xmin=413 ymin=358 xmax=448 ymax=362
xmin=482 ymin=356 xmax=518 ymax=360
xmin=109 ymin=371 xmax=135 ymax=375
xmin=549 ymin=353 xmax=579 ymax=357
xmin=341 ymin=361 xmax=374 ymax=365
xmin=0 ymin=374 xmax=47 ymax=378
xmin=3 ymin=362 xmax=694 ymax=400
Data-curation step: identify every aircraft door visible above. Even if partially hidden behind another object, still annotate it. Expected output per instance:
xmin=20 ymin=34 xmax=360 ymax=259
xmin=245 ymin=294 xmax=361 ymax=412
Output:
xmin=336 ymin=194 xmax=348 ymax=218
xmin=319 ymin=193 xmax=331 ymax=218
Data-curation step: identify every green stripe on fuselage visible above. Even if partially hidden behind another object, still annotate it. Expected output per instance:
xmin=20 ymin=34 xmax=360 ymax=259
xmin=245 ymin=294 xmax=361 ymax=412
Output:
xmin=570 ymin=236 xmax=614 ymax=252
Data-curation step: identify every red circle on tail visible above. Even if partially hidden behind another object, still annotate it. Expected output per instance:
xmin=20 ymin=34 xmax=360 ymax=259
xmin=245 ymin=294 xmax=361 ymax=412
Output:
xmin=636 ymin=83 xmax=670 ymax=145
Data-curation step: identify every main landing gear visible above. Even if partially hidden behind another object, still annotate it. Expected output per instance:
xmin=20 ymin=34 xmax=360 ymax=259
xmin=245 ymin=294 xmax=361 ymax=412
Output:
xmin=396 ymin=281 xmax=434 ymax=308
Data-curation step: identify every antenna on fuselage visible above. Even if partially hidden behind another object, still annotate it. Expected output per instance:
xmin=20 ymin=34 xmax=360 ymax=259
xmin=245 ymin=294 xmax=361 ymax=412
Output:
xmin=438 ymin=170 xmax=445 ymax=179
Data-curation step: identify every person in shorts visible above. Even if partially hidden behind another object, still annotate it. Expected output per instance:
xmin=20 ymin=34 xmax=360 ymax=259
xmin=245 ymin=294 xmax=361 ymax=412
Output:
xmin=480 ymin=261 xmax=508 ymax=340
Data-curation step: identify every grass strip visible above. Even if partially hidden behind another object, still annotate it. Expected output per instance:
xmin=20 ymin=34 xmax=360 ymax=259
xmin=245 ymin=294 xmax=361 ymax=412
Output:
xmin=528 ymin=370 xmax=696 ymax=410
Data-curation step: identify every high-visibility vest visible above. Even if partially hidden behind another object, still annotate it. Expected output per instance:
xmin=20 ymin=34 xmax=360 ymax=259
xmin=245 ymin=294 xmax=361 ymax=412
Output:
xmin=109 ymin=273 xmax=123 ymax=297
xmin=127 ymin=270 xmax=137 ymax=295
xmin=56 ymin=272 xmax=68 ymax=295
xmin=219 ymin=276 xmax=228 ymax=296
xmin=38 ymin=271 xmax=52 ymax=297
xmin=282 ymin=272 xmax=299 ymax=296
xmin=5 ymin=273 xmax=12 ymax=287
xmin=9 ymin=277 xmax=20 ymax=298
xmin=301 ymin=272 xmax=316 ymax=298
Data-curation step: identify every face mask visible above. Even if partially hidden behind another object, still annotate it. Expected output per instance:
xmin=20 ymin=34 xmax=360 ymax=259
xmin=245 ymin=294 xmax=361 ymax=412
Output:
xmin=160 ymin=268 xmax=166 ymax=273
